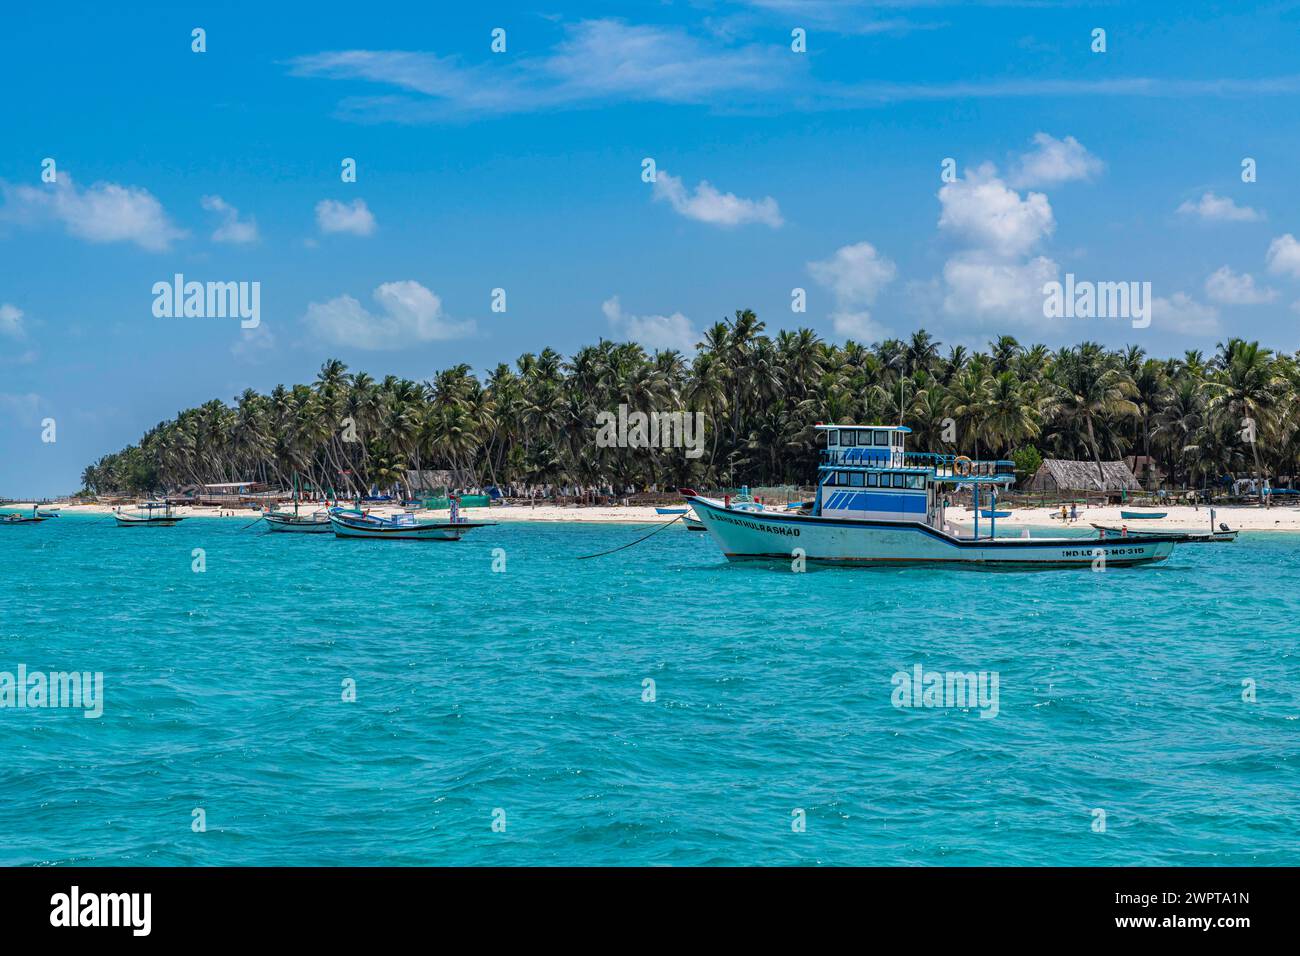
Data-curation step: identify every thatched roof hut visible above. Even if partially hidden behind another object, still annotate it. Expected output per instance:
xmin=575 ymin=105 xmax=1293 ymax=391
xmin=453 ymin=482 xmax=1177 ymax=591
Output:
xmin=405 ymin=470 xmax=453 ymax=493
xmin=1027 ymin=459 xmax=1140 ymax=494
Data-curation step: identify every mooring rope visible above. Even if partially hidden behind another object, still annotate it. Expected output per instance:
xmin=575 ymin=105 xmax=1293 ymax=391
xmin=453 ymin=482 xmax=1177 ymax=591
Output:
xmin=576 ymin=514 xmax=684 ymax=559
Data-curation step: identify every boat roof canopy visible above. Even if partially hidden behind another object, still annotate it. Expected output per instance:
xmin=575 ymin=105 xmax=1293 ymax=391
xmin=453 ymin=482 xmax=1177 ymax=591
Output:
xmin=815 ymin=424 xmax=912 ymax=433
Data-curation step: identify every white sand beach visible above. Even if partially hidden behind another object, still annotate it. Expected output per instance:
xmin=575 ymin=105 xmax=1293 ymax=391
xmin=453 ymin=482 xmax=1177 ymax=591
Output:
xmin=10 ymin=500 xmax=1300 ymax=531
xmin=946 ymin=503 xmax=1300 ymax=532
xmin=6 ymin=501 xmax=680 ymax=525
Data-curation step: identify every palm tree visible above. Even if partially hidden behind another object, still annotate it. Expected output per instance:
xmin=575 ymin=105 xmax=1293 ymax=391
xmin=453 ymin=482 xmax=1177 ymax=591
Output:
xmin=80 ymin=322 xmax=1293 ymax=506
xmin=1051 ymin=345 xmax=1139 ymax=484
xmin=1205 ymin=339 xmax=1279 ymax=488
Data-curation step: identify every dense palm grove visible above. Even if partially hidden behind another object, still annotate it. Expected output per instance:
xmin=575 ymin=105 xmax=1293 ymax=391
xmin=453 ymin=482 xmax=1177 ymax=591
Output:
xmin=80 ymin=311 xmax=1297 ymax=498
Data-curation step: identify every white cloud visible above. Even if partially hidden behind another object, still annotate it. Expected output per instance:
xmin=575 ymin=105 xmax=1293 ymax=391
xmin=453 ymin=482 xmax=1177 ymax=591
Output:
xmin=201 ymin=195 xmax=259 ymax=244
xmin=942 ymin=253 xmax=1059 ymax=324
xmin=808 ymin=242 xmax=896 ymax=304
xmin=1010 ymin=133 xmax=1104 ymax=188
xmin=0 ymin=303 xmax=24 ymax=339
xmin=737 ymin=0 xmax=936 ymax=36
xmin=1152 ymin=292 xmax=1221 ymax=335
xmin=807 ymin=241 xmax=897 ymax=338
xmin=828 ymin=310 xmax=889 ymax=341
xmin=652 ymin=171 xmax=782 ymax=228
xmin=934 ymin=164 xmax=1060 ymax=325
xmin=0 ymin=392 xmax=43 ymax=427
xmin=231 ymin=323 xmax=275 ymax=361
xmin=0 ymin=173 xmax=184 ymax=251
xmin=289 ymin=18 xmax=1300 ymax=122
xmin=1204 ymin=266 xmax=1277 ymax=305
xmin=601 ymin=296 xmax=700 ymax=352
xmin=315 ymin=198 xmax=376 ymax=236
xmin=938 ymin=163 xmax=1054 ymax=258
xmin=303 ymin=281 xmax=472 ymax=349
xmin=288 ymin=19 xmax=792 ymax=120
xmin=1266 ymin=233 xmax=1300 ymax=278
xmin=1176 ymin=191 xmax=1262 ymax=222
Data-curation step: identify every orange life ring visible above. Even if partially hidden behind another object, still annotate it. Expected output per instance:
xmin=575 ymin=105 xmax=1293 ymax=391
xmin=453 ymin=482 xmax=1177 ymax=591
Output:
xmin=954 ymin=455 xmax=973 ymax=477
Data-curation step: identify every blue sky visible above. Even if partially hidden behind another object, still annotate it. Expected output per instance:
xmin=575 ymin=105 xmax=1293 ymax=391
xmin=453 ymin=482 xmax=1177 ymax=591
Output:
xmin=3 ymin=0 xmax=1300 ymax=495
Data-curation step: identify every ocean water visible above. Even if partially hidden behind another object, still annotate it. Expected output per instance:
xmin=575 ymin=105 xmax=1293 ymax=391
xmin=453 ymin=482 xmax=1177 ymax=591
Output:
xmin=0 ymin=513 xmax=1297 ymax=866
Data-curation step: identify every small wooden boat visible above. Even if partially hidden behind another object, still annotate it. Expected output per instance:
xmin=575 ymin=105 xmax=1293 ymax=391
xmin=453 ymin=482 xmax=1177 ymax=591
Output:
xmin=1 ymin=513 xmax=47 ymax=524
xmin=685 ymin=507 xmax=706 ymax=531
xmin=329 ymin=507 xmax=494 ymax=541
xmin=114 ymin=502 xmax=184 ymax=526
xmin=36 ymin=509 xmax=60 ymax=518
xmin=263 ymin=478 xmax=332 ymax=532
xmin=1120 ymin=510 xmax=1167 ymax=519
xmin=263 ymin=509 xmax=332 ymax=532
xmin=1091 ymin=523 xmax=1237 ymax=544
xmin=656 ymin=507 xmax=688 ymax=515
xmin=980 ymin=510 xmax=1013 ymax=519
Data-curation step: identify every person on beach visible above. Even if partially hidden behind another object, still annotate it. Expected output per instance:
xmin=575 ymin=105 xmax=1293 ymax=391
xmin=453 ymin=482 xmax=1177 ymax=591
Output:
xmin=1070 ymin=503 xmax=1078 ymax=522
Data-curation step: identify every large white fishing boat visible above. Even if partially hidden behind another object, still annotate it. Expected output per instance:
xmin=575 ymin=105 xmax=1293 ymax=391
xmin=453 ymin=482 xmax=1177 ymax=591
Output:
xmin=684 ymin=424 xmax=1187 ymax=568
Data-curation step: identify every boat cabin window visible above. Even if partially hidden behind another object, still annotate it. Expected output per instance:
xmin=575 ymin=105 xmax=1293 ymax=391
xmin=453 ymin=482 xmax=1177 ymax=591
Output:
xmin=906 ymin=474 xmax=925 ymax=490
xmin=849 ymin=472 xmax=865 ymax=487
xmin=827 ymin=429 xmax=838 ymax=446
xmin=866 ymin=473 xmax=878 ymax=487
xmin=836 ymin=471 xmax=850 ymax=485
xmin=873 ymin=430 xmax=889 ymax=446
xmin=890 ymin=473 xmax=906 ymax=488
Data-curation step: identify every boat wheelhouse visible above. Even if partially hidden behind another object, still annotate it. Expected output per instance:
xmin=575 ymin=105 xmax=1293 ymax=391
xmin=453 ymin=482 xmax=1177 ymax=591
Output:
xmin=684 ymin=424 xmax=1190 ymax=568
xmin=816 ymin=425 xmax=1016 ymax=537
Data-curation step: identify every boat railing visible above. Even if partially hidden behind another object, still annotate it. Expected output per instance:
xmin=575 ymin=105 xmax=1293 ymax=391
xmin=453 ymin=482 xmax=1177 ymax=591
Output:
xmin=905 ymin=453 xmax=1016 ymax=479
xmin=820 ymin=448 xmax=898 ymax=466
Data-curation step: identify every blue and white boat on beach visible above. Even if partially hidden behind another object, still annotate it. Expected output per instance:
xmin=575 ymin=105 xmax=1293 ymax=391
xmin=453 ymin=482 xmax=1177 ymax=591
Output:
xmin=684 ymin=424 xmax=1186 ymax=568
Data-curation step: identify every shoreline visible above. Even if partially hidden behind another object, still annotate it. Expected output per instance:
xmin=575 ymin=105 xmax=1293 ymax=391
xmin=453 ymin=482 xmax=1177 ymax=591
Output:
xmin=8 ymin=501 xmax=1300 ymax=531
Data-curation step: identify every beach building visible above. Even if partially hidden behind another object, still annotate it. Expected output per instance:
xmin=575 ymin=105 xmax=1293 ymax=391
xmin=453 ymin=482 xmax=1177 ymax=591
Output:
xmin=1025 ymin=459 xmax=1141 ymax=500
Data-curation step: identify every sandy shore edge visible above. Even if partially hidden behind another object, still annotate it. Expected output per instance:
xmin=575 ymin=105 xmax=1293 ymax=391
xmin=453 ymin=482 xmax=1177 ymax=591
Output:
xmin=8 ymin=501 xmax=1300 ymax=531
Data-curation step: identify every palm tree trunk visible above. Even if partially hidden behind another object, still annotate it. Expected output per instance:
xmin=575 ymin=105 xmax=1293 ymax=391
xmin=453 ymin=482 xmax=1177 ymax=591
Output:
xmin=1086 ymin=417 xmax=1106 ymax=485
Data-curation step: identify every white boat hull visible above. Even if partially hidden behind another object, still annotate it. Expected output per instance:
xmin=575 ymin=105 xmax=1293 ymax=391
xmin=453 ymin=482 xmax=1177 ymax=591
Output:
xmin=686 ymin=496 xmax=1176 ymax=568
xmin=114 ymin=514 xmax=183 ymax=526
xmin=264 ymin=513 xmax=333 ymax=533
xmin=329 ymin=514 xmax=493 ymax=540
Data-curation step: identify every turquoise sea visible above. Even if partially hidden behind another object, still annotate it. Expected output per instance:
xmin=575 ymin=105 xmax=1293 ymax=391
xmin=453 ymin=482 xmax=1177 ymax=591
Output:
xmin=1 ymin=514 xmax=1297 ymax=866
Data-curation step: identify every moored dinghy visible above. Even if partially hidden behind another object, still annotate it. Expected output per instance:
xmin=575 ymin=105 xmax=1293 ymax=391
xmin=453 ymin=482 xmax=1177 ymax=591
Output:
xmin=1 ymin=510 xmax=48 ymax=525
xmin=114 ymin=501 xmax=185 ymax=526
xmin=684 ymin=424 xmax=1186 ymax=568
xmin=328 ymin=504 xmax=495 ymax=541
xmin=1091 ymin=522 xmax=1237 ymax=544
xmin=263 ymin=477 xmax=332 ymax=532
xmin=264 ymin=509 xmax=333 ymax=532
